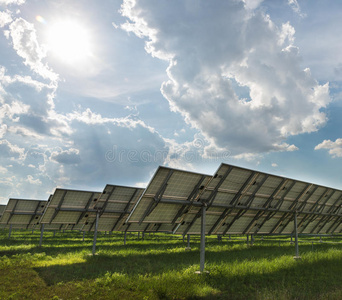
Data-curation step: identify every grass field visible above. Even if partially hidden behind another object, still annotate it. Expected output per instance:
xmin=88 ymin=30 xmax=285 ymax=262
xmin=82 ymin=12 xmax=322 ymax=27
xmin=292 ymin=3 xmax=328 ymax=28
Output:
xmin=1 ymin=230 xmax=342 ymax=299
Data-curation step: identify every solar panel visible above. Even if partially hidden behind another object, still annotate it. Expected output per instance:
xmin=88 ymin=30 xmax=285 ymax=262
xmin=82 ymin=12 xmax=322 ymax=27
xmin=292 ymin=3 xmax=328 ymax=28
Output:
xmin=0 ymin=204 xmax=7 ymax=229
xmin=126 ymin=166 xmax=212 ymax=232
xmin=0 ymin=199 xmax=47 ymax=229
xmin=40 ymin=188 xmax=101 ymax=226
xmin=80 ymin=185 xmax=144 ymax=232
xmin=0 ymin=204 xmax=6 ymax=217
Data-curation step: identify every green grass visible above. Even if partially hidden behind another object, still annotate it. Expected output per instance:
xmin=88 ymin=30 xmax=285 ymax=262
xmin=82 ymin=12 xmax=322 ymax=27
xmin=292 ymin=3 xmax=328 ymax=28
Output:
xmin=1 ymin=230 xmax=342 ymax=299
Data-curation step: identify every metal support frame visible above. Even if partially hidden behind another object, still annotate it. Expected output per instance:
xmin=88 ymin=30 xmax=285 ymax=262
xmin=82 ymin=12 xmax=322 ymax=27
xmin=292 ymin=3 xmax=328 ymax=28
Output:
xmin=138 ymin=170 xmax=174 ymax=225
xmin=208 ymin=171 xmax=256 ymax=235
xmin=92 ymin=210 xmax=100 ymax=255
xmin=124 ymin=231 xmax=127 ymax=245
xmin=7 ymin=199 xmax=19 ymax=224
xmin=111 ymin=189 xmax=141 ymax=232
xmin=8 ymin=224 xmax=12 ymax=238
xmin=197 ymin=205 xmax=207 ymax=273
xmin=294 ymin=212 xmax=300 ymax=259
xmin=171 ymin=175 xmax=207 ymax=228
xmin=243 ymin=178 xmax=287 ymax=235
xmin=39 ymin=224 xmax=44 ymax=247
xmin=83 ymin=231 xmax=85 ymax=241
xmin=185 ymin=234 xmax=191 ymax=250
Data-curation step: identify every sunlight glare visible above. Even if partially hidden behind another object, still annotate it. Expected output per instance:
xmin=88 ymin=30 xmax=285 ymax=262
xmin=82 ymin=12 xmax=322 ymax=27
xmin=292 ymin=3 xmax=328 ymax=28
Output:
xmin=47 ymin=20 xmax=92 ymax=64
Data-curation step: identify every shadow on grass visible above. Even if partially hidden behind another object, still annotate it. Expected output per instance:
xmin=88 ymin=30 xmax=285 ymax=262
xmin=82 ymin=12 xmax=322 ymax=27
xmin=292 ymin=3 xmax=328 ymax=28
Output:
xmin=33 ymin=242 xmax=341 ymax=285
xmin=31 ymin=244 xmax=342 ymax=299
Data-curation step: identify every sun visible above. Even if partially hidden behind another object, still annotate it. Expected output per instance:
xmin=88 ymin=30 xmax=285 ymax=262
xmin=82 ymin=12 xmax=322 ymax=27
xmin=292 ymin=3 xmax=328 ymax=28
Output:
xmin=46 ymin=20 xmax=92 ymax=64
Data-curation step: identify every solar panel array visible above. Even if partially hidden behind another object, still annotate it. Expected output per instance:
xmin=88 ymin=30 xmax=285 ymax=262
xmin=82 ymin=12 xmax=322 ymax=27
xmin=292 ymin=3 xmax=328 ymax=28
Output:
xmin=0 ymin=163 xmax=341 ymax=236
xmin=128 ymin=164 xmax=342 ymax=236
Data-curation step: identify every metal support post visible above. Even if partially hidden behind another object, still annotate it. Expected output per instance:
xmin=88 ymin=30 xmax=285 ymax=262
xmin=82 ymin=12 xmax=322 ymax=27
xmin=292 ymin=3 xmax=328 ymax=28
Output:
xmin=8 ymin=224 xmax=12 ymax=238
xmin=247 ymin=234 xmax=249 ymax=246
xmin=53 ymin=230 xmax=56 ymax=237
xmin=294 ymin=212 xmax=300 ymax=259
xmin=251 ymin=234 xmax=254 ymax=246
xmin=186 ymin=234 xmax=191 ymax=250
xmin=124 ymin=231 xmax=127 ymax=245
xmin=83 ymin=231 xmax=85 ymax=242
xmin=92 ymin=211 xmax=100 ymax=255
xmin=142 ymin=232 xmax=145 ymax=240
xmin=138 ymin=232 xmax=140 ymax=239
xmin=39 ymin=224 xmax=44 ymax=247
xmin=198 ymin=205 xmax=207 ymax=273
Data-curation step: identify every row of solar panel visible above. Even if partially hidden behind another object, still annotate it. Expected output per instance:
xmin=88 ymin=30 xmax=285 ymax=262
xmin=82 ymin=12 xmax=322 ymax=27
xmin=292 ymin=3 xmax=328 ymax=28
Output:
xmin=1 ymin=163 xmax=342 ymax=236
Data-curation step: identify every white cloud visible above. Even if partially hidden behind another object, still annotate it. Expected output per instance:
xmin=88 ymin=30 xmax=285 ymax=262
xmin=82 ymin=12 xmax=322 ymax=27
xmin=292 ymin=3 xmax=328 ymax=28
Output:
xmin=8 ymin=18 xmax=58 ymax=81
xmin=50 ymin=148 xmax=81 ymax=165
xmin=121 ymin=0 xmax=330 ymax=156
xmin=0 ymin=139 xmax=25 ymax=160
xmin=26 ymin=174 xmax=42 ymax=185
xmin=288 ymin=0 xmax=306 ymax=18
xmin=0 ymin=10 xmax=12 ymax=27
xmin=315 ymin=139 xmax=342 ymax=158
xmin=243 ymin=0 xmax=264 ymax=10
xmin=0 ymin=165 xmax=7 ymax=173
xmin=271 ymin=163 xmax=278 ymax=167
xmin=0 ymin=123 xmax=7 ymax=137
xmin=0 ymin=0 xmax=25 ymax=5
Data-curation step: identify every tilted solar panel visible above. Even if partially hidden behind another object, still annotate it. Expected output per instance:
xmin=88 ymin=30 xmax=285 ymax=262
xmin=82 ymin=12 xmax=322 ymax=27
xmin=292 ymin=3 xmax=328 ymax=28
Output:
xmin=0 ymin=199 xmax=47 ymax=229
xmin=126 ymin=166 xmax=212 ymax=232
xmin=80 ymin=185 xmax=144 ymax=232
xmin=39 ymin=189 xmax=101 ymax=225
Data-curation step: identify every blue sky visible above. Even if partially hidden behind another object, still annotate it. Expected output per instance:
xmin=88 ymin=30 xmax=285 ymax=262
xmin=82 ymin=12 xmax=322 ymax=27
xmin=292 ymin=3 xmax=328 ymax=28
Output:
xmin=0 ymin=0 xmax=342 ymax=203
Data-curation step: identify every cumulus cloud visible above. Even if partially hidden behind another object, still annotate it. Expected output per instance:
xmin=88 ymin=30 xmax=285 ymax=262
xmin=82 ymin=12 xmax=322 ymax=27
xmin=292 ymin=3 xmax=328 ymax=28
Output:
xmin=120 ymin=0 xmax=330 ymax=156
xmin=8 ymin=18 xmax=58 ymax=81
xmin=288 ymin=0 xmax=306 ymax=18
xmin=50 ymin=148 xmax=81 ymax=165
xmin=0 ymin=10 xmax=12 ymax=27
xmin=243 ymin=0 xmax=264 ymax=10
xmin=25 ymin=174 xmax=42 ymax=185
xmin=0 ymin=139 xmax=25 ymax=160
xmin=0 ymin=66 xmax=70 ymax=139
xmin=315 ymin=138 xmax=342 ymax=158
xmin=0 ymin=0 xmax=25 ymax=5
